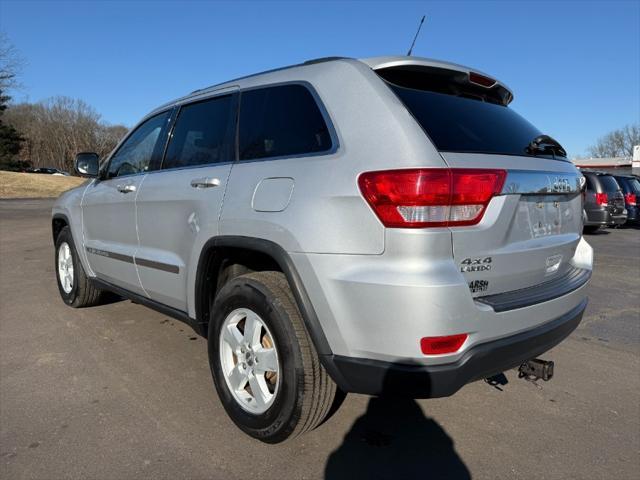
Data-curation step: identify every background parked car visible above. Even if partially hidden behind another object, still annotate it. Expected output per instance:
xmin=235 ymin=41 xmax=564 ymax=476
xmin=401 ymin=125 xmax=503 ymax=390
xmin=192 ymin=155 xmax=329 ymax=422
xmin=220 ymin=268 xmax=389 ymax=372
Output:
xmin=613 ymin=175 xmax=639 ymax=224
xmin=582 ymin=171 xmax=627 ymax=233
xmin=27 ymin=167 xmax=70 ymax=176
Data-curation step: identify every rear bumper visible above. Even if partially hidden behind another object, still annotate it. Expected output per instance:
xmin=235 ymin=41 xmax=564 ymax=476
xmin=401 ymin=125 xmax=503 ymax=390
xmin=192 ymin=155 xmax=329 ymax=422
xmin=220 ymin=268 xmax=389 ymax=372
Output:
xmin=611 ymin=212 xmax=627 ymax=225
xmin=623 ymin=206 xmax=638 ymax=223
xmin=584 ymin=207 xmax=614 ymax=226
xmin=324 ymin=299 xmax=587 ymax=398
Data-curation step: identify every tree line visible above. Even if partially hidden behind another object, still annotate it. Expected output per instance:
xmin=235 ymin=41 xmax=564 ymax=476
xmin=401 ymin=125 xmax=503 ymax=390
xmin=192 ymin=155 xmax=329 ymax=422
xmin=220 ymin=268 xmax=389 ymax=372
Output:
xmin=587 ymin=124 xmax=639 ymax=159
xmin=0 ymin=32 xmax=127 ymax=174
xmin=3 ymin=96 xmax=128 ymax=172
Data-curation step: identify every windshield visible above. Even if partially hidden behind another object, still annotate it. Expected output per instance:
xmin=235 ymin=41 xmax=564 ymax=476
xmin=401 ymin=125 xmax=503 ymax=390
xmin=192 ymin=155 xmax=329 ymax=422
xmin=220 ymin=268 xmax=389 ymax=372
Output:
xmin=389 ymin=84 xmax=566 ymax=159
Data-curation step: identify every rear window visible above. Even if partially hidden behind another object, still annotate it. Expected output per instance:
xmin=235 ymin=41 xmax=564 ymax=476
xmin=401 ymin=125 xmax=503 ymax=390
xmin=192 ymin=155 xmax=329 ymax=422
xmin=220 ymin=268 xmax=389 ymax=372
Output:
xmin=598 ymin=175 xmax=621 ymax=192
xmin=239 ymin=84 xmax=332 ymax=161
xmin=616 ymin=177 xmax=640 ymax=194
xmin=390 ymin=84 xmax=550 ymax=158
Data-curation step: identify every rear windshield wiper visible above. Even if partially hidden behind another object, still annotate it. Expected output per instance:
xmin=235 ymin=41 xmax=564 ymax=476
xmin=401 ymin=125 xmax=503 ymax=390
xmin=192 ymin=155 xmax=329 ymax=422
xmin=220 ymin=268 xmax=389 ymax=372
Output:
xmin=525 ymin=135 xmax=567 ymax=159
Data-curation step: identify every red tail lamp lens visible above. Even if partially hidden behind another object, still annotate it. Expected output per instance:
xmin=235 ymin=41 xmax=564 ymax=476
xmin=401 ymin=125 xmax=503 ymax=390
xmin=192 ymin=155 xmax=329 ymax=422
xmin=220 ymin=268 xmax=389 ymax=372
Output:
xmin=595 ymin=192 xmax=608 ymax=205
xmin=420 ymin=334 xmax=468 ymax=355
xmin=358 ymin=168 xmax=506 ymax=228
xmin=624 ymin=193 xmax=636 ymax=206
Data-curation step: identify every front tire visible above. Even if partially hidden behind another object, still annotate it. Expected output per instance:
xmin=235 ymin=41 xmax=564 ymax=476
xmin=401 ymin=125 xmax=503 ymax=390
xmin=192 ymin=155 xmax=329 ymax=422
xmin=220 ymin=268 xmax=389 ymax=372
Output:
xmin=55 ymin=226 xmax=104 ymax=307
xmin=208 ymin=271 xmax=339 ymax=443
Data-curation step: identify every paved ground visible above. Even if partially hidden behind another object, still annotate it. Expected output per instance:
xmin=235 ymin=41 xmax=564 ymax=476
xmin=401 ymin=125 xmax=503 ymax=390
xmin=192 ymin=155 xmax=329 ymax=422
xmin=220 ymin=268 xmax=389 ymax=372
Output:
xmin=1 ymin=199 xmax=638 ymax=480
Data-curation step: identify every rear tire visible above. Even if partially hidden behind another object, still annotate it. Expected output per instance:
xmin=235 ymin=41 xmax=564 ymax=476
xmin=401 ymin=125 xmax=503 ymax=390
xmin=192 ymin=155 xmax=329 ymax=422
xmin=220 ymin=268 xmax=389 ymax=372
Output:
xmin=583 ymin=225 xmax=600 ymax=234
xmin=208 ymin=271 xmax=339 ymax=443
xmin=55 ymin=226 xmax=104 ymax=308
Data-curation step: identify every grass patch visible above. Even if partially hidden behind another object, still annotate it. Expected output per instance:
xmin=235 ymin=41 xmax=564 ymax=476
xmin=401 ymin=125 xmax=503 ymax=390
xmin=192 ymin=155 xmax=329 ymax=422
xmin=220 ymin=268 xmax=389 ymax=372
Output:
xmin=0 ymin=171 xmax=87 ymax=199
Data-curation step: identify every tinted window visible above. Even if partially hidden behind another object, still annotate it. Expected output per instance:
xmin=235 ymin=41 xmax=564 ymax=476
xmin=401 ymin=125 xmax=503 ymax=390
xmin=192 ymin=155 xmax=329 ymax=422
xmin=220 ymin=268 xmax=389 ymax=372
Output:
xmin=389 ymin=85 xmax=561 ymax=158
xmin=239 ymin=84 xmax=331 ymax=160
xmin=615 ymin=176 xmax=640 ymax=194
xmin=614 ymin=177 xmax=630 ymax=193
xmin=163 ymin=95 xmax=235 ymax=169
xmin=107 ymin=111 xmax=169 ymax=178
xmin=584 ymin=175 xmax=596 ymax=191
xmin=598 ymin=175 xmax=620 ymax=192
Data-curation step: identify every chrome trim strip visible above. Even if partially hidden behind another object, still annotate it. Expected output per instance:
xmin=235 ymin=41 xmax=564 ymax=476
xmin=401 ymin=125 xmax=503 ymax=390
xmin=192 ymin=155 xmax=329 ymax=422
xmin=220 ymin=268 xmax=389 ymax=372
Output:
xmin=86 ymin=247 xmax=179 ymax=274
xmin=501 ymin=170 xmax=582 ymax=195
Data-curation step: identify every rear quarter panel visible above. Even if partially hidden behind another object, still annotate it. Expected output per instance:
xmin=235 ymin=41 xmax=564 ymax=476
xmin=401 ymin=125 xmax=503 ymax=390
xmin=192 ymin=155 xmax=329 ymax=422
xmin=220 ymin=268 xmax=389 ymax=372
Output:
xmin=219 ymin=59 xmax=448 ymax=255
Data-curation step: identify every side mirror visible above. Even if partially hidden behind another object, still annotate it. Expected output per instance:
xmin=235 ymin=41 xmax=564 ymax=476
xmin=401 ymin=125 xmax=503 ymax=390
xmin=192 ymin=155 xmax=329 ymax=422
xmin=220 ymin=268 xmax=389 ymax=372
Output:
xmin=75 ymin=152 xmax=99 ymax=177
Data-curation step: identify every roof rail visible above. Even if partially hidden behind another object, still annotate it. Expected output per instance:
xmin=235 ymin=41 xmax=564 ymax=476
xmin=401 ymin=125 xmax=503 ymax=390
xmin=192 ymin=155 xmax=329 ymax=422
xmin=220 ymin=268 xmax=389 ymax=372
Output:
xmin=190 ymin=56 xmax=351 ymax=95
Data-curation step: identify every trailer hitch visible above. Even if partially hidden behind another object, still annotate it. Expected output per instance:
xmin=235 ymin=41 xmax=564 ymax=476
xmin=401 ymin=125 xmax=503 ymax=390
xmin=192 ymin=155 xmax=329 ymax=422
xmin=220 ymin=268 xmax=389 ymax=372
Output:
xmin=518 ymin=359 xmax=554 ymax=382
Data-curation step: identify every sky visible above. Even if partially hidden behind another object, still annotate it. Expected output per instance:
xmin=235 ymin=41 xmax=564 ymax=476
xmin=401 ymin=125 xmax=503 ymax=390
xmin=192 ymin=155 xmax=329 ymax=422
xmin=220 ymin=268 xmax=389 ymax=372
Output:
xmin=1 ymin=0 xmax=639 ymax=157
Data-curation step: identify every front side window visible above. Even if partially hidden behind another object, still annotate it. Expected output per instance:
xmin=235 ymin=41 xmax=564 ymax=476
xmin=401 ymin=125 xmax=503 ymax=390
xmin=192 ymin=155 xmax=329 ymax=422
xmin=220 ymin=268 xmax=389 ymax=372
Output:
xmin=239 ymin=84 xmax=332 ymax=161
xmin=163 ymin=94 xmax=235 ymax=170
xmin=107 ymin=111 xmax=170 ymax=178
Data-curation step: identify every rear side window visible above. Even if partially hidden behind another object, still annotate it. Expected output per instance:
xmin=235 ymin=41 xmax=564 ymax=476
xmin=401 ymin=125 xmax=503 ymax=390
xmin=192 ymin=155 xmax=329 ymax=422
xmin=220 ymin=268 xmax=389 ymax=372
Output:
xmin=163 ymin=94 xmax=235 ymax=170
xmin=614 ymin=177 xmax=630 ymax=193
xmin=389 ymin=84 xmax=555 ymax=159
xmin=629 ymin=178 xmax=640 ymax=193
xmin=239 ymin=84 xmax=332 ymax=160
xmin=598 ymin=175 xmax=621 ymax=192
xmin=584 ymin=175 xmax=596 ymax=191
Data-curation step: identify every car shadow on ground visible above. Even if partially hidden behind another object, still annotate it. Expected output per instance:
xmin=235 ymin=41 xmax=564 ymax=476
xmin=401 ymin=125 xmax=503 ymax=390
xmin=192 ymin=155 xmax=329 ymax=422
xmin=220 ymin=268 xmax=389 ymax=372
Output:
xmin=324 ymin=371 xmax=470 ymax=480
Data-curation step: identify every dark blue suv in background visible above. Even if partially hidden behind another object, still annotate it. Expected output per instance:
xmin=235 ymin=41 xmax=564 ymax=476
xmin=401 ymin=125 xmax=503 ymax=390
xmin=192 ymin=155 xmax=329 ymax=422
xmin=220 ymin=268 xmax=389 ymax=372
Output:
xmin=613 ymin=175 xmax=639 ymax=225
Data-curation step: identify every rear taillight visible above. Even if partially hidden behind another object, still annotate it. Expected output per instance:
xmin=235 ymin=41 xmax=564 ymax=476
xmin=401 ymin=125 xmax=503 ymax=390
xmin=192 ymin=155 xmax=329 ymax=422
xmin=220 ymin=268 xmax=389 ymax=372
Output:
xmin=624 ymin=193 xmax=637 ymax=206
xmin=420 ymin=334 xmax=468 ymax=355
xmin=358 ymin=168 xmax=506 ymax=228
xmin=595 ymin=192 xmax=608 ymax=206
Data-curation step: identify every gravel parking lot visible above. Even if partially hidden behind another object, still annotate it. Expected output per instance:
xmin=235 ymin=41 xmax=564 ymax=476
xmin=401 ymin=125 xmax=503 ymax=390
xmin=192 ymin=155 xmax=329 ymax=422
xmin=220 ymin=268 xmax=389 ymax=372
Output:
xmin=1 ymin=199 xmax=638 ymax=480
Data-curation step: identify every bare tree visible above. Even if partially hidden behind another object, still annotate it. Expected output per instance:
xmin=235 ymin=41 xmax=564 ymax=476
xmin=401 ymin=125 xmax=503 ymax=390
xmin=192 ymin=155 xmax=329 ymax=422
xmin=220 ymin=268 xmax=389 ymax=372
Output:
xmin=0 ymin=32 xmax=25 ymax=91
xmin=588 ymin=124 xmax=640 ymax=158
xmin=4 ymin=96 xmax=128 ymax=172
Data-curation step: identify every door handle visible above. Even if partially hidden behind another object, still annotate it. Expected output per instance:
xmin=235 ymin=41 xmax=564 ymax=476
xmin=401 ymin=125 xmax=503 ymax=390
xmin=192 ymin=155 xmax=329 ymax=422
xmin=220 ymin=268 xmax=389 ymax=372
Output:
xmin=117 ymin=184 xmax=136 ymax=194
xmin=191 ymin=177 xmax=221 ymax=189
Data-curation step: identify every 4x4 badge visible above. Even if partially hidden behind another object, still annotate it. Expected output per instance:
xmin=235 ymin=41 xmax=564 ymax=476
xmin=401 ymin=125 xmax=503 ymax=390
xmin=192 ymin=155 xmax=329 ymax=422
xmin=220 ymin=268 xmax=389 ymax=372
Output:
xmin=460 ymin=256 xmax=492 ymax=273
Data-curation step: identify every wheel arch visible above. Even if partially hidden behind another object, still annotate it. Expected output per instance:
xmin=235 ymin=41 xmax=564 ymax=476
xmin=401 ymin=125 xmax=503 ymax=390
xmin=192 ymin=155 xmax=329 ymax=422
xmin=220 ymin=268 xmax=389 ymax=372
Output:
xmin=52 ymin=213 xmax=70 ymax=244
xmin=194 ymin=236 xmax=333 ymax=357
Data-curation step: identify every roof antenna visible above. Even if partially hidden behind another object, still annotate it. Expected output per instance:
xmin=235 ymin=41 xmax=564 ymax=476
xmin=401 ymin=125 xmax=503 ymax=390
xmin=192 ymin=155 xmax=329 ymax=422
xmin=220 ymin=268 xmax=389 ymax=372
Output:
xmin=407 ymin=15 xmax=426 ymax=56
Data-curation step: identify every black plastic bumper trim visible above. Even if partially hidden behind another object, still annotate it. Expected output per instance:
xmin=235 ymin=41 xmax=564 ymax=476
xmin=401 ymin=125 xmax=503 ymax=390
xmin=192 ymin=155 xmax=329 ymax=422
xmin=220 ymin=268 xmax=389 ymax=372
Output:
xmin=475 ymin=266 xmax=591 ymax=312
xmin=323 ymin=299 xmax=586 ymax=399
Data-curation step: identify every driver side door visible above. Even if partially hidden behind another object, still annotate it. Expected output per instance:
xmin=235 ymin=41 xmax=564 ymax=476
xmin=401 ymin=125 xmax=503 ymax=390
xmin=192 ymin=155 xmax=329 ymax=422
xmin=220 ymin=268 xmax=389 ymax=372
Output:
xmin=82 ymin=110 xmax=172 ymax=295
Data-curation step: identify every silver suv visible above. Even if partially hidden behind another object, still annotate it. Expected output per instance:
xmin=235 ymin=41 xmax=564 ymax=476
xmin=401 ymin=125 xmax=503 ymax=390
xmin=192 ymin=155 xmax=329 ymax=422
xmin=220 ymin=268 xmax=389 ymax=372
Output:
xmin=52 ymin=56 xmax=593 ymax=443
